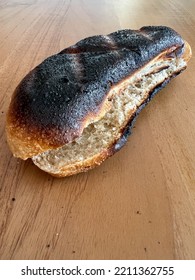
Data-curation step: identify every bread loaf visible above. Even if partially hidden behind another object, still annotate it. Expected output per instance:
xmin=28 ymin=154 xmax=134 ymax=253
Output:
xmin=6 ymin=26 xmax=192 ymax=177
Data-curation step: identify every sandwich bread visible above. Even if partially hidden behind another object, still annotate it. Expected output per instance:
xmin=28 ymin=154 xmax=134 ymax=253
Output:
xmin=6 ymin=26 xmax=192 ymax=177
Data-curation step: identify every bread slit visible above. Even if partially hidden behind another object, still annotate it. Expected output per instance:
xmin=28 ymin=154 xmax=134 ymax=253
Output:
xmin=32 ymin=55 xmax=187 ymax=176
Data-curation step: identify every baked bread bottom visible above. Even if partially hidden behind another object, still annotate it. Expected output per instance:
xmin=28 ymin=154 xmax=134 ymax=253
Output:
xmin=32 ymin=43 xmax=189 ymax=177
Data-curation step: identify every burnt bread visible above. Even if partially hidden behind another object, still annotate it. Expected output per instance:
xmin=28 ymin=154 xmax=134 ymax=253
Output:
xmin=6 ymin=26 xmax=192 ymax=177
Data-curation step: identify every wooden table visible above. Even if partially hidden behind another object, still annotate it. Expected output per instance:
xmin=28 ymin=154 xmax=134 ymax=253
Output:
xmin=0 ymin=0 xmax=195 ymax=260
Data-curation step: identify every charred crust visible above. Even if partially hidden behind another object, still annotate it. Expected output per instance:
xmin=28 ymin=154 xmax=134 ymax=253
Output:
xmin=8 ymin=26 xmax=185 ymax=148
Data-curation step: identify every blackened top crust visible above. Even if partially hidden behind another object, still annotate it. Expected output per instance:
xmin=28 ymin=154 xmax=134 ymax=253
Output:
xmin=9 ymin=26 xmax=184 ymax=146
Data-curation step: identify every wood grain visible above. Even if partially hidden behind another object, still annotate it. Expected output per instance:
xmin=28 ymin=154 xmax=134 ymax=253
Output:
xmin=0 ymin=0 xmax=195 ymax=260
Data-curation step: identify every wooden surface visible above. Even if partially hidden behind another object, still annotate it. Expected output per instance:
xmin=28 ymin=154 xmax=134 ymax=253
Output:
xmin=0 ymin=0 xmax=195 ymax=260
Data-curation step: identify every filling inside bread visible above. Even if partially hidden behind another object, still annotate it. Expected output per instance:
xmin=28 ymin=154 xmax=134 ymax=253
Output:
xmin=32 ymin=56 xmax=186 ymax=173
